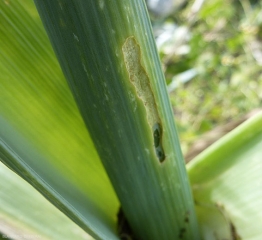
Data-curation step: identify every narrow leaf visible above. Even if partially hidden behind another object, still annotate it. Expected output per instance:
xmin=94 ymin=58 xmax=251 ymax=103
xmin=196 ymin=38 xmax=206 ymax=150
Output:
xmin=34 ymin=0 xmax=200 ymax=239
xmin=0 ymin=1 xmax=118 ymax=239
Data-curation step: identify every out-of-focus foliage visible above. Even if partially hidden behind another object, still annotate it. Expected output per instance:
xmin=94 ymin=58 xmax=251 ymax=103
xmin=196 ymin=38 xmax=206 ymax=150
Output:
xmin=146 ymin=0 xmax=186 ymax=18
xmin=149 ymin=0 xmax=262 ymax=154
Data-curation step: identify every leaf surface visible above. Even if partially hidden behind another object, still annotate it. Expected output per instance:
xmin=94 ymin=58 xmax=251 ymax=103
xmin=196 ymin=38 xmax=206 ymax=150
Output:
xmin=0 ymin=161 xmax=93 ymax=240
xmin=188 ymin=112 xmax=262 ymax=239
xmin=0 ymin=1 xmax=119 ymax=239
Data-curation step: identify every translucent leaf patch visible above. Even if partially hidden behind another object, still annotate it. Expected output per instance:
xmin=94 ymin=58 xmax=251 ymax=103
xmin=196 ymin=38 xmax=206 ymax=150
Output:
xmin=122 ymin=36 xmax=165 ymax=162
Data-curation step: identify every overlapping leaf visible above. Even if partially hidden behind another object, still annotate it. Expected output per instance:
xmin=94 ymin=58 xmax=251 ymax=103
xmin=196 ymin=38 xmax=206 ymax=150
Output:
xmin=188 ymin=112 xmax=262 ymax=239
xmin=0 ymin=161 xmax=92 ymax=240
xmin=0 ymin=1 xmax=119 ymax=239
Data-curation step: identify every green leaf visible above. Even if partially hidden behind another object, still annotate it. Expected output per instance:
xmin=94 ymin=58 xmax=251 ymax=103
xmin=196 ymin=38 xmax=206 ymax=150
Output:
xmin=0 ymin=161 xmax=92 ymax=240
xmin=188 ymin=112 xmax=262 ymax=239
xmin=34 ymin=0 xmax=201 ymax=239
xmin=0 ymin=1 xmax=118 ymax=239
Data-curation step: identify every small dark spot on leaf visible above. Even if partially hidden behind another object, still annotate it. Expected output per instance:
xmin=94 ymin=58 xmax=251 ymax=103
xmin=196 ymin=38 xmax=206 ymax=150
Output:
xmin=178 ymin=227 xmax=186 ymax=239
xmin=117 ymin=207 xmax=138 ymax=240
xmin=230 ymin=221 xmax=241 ymax=240
xmin=184 ymin=210 xmax=190 ymax=223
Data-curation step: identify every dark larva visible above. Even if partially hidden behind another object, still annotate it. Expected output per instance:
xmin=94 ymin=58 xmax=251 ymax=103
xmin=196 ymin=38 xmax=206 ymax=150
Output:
xmin=153 ymin=123 xmax=165 ymax=162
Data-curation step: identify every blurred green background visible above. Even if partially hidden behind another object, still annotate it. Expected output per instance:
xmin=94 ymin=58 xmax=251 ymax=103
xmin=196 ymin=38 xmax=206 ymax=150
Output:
xmin=148 ymin=0 xmax=262 ymax=158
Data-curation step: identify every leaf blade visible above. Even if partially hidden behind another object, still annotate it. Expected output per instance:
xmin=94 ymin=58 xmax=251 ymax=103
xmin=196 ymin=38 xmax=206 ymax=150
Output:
xmin=0 ymin=1 xmax=119 ymax=239
xmin=188 ymin=112 xmax=262 ymax=239
xmin=34 ymin=0 xmax=200 ymax=239
xmin=0 ymin=161 xmax=93 ymax=240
